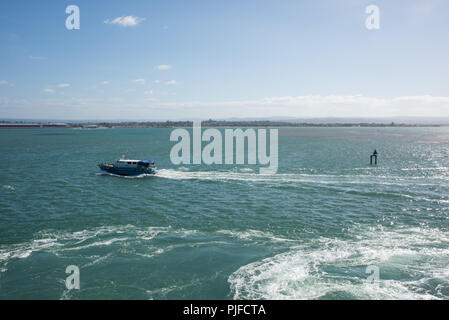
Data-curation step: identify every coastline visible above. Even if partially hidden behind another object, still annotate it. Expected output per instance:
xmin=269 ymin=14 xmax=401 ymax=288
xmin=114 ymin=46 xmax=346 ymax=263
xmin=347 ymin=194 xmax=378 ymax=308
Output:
xmin=0 ymin=120 xmax=443 ymax=129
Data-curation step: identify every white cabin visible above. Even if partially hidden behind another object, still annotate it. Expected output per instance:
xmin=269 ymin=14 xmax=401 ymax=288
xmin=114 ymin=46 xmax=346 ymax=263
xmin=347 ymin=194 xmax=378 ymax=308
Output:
xmin=115 ymin=159 xmax=141 ymax=168
xmin=114 ymin=159 xmax=155 ymax=168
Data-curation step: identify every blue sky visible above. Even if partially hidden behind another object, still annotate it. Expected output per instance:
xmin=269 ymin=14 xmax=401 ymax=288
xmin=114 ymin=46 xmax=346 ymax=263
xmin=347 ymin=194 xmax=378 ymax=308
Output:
xmin=1 ymin=0 xmax=448 ymax=120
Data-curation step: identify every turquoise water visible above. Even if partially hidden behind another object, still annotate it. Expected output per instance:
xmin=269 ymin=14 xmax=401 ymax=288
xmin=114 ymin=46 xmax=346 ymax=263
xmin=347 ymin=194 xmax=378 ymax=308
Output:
xmin=0 ymin=127 xmax=448 ymax=299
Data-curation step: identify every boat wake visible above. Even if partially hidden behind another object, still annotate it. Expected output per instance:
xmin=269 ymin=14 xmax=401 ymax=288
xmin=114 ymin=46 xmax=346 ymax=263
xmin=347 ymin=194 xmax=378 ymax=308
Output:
xmin=0 ymin=225 xmax=292 ymax=274
xmin=228 ymin=225 xmax=449 ymax=300
xmin=1 ymin=223 xmax=448 ymax=299
xmin=96 ymin=172 xmax=155 ymax=179
xmin=155 ymin=168 xmax=449 ymax=191
xmin=156 ymin=168 xmax=444 ymax=183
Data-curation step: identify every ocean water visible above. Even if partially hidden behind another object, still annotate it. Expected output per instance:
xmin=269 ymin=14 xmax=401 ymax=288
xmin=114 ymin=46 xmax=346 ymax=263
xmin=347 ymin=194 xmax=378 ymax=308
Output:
xmin=0 ymin=127 xmax=448 ymax=300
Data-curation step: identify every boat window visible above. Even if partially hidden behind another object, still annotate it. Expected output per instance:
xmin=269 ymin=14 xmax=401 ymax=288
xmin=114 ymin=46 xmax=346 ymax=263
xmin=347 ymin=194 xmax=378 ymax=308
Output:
xmin=133 ymin=162 xmax=136 ymax=164
xmin=128 ymin=162 xmax=131 ymax=164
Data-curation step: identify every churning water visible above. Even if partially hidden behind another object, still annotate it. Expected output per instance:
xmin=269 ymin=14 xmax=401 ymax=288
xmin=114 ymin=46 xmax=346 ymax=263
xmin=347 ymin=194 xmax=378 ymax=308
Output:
xmin=0 ymin=127 xmax=448 ymax=299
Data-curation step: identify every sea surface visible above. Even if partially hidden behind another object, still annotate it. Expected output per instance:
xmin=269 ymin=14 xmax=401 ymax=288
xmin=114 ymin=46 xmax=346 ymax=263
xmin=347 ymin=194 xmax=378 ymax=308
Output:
xmin=0 ymin=127 xmax=449 ymax=299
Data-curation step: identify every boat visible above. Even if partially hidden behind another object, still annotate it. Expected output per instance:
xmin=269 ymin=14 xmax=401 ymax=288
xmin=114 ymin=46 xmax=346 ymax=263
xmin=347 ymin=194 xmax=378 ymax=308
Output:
xmin=98 ymin=158 xmax=156 ymax=176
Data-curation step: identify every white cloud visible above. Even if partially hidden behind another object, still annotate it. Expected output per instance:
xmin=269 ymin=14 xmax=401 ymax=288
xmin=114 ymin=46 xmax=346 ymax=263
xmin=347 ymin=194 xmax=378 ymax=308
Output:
xmin=133 ymin=78 xmax=145 ymax=84
xmin=101 ymin=81 xmax=109 ymax=85
xmin=144 ymin=90 xmax=154 ymax=95
xmin=134 ymin=94 xmax=449 ymax=118
xmin=392 ymin=95 xmax=449 ymax=103
xmin=0 ymin=80 xmax=8 ymax=85
xmin=155 ymin=64 xmax=173 ymax=70
xmin=165 ymin=80 xmax=182 ymax=85
xmin=56 ymin=83 xmax=71 ymax=88
xmin=3 ymin=94 xmax=449 ymax=120
xmin=104 ymin=16 xmax=145 ymax=27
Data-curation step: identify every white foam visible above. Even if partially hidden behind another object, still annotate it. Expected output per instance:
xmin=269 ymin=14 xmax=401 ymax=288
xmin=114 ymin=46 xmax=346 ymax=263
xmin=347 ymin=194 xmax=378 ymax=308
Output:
xmin=136 ymin=226 xmax=171 ymax=240
xmin=134 ymin=248 xmax=165 ymax=259
xmin=0 ymin=238 xmax=62 ymax=269
xmin=217 ymin=229 xmax=297 ymax=243
xmin=61 ymin=237 xmax=128 ymax=251
xmin=0 ymin=224 xmax=199 ymax=271
xmin=155 ymin=168 xmax=447 ymax=187
xmin=228 ymin=226 xmax=449 ymax=300
xmin=82 ymin=252 xmax=114 ymax=268
xmin=96 ymin=172 xmax=154 ymax=179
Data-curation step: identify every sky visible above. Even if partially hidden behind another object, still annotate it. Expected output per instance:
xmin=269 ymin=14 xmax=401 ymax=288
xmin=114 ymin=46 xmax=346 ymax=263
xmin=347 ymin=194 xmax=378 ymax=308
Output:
xmin=0 ymin=0 xmax=449 ymax=120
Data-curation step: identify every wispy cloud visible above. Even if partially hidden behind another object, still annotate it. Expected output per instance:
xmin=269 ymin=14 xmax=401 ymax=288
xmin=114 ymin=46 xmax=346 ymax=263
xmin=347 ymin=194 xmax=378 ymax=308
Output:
xmin=144 ymin=89 xmax=170 ymax=96
xmin=392 ymin=95 xmax=449 ymax=103
xmin=28 ymin=55 xmax=47 ymax=60
xmin=42 ymin=83 xmax=70 ymax=94
xmin=104 ymin=16 xmax=145 ymax=27
xmin=119 ymin=94 xmax=449 ymax=118
xmin=412 ymin=2 xmax=435 ymax=17
xmin=101 ymin=81 xmax=109 ymax=85
xmin=4 ymin=94 xmax=449 ymax=120
xmin=142 ymin=98 xmax=159 ymax=102
xmin=133 ymin=78 xmax=145 ymax=84
xmin=0 ymin=80 xmax=8 ymax=85
xmin=165 ymin=80 xmax=182 ymax=85
xmin=1 ymin=32 xmax=19 ymax=40
xmin=155 ymin=64 xmax=173 ymax=70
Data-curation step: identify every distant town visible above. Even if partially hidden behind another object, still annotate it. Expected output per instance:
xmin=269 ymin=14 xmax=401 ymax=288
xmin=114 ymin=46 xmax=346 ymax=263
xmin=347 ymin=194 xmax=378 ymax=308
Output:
xmin=0 ymin=119 xmax=443 ymax=129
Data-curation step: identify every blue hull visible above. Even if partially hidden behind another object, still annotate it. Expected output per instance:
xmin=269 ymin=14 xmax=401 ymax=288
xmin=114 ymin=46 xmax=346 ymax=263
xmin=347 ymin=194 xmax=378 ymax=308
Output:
xmin=99 ymin=164 xmax=156 ymax=176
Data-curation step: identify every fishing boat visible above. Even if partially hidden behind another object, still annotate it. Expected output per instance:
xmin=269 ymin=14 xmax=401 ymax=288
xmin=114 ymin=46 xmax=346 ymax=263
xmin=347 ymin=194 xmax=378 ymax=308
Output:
xmin=98 ymin=158 xmax=156 ymax=176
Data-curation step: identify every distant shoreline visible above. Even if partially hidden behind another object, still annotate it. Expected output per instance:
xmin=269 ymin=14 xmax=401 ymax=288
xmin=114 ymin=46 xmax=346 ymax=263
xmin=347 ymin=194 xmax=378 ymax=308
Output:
xmin=0 ymin=120 xmax=444 ymax=129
